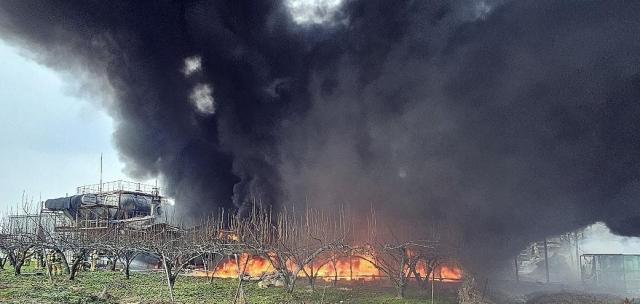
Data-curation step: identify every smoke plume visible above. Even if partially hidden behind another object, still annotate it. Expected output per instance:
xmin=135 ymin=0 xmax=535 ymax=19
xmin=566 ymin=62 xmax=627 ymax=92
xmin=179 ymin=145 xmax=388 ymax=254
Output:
xmin=2 ymin=0 xmax=640 ymax=270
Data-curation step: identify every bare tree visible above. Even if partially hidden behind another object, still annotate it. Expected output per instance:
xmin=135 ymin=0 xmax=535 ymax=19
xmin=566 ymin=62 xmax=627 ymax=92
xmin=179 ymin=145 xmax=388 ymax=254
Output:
xmin=407 ymin=250 xmax=441 ymax=289
xmin=3 ymin=229 xmax=37 ymax=275
xmin=102 ymin=226 xmax=145 ymax=279
xmin=193 ymin=211 xmax=239 ymax=284
xmin=143 ymin=222 xmax=202 ymax=303
xmin=231 ymin=204 xmax=273 ymax=301
xmin=0 ymin=214 xmax=8 ymax=270
xmin=294 ymin=207 xmax=348 ymax=291
xmin=59 ymin=227 xmax=109 ymax=280
xmin=319 ymin=247 xmax=354 ymax=286
xmin=353 ymin=210 xmax=437 ymax=299
xmin=1 ymin=200 xmax=40 ymax=275
xmin=105 ymin=254 xmax=119 ymax=271
xmin=238 ymin=204 xmax=348 ymax=293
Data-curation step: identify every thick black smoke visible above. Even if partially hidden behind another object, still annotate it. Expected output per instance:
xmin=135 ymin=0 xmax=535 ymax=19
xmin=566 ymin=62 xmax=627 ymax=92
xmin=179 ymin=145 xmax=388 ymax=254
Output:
xmin=2 ymin=0 xmax=640 ymax=270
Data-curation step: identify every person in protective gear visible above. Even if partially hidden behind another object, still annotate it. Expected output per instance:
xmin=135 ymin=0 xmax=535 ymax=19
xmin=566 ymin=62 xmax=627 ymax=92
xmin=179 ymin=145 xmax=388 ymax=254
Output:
xmin=90 ymin=250 xmax=98 ymax=272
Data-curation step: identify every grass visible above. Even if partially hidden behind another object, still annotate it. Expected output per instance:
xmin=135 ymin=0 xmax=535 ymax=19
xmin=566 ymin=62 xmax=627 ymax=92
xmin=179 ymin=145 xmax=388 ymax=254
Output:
xmin=0 ymin=266 xmax=458 ymax=304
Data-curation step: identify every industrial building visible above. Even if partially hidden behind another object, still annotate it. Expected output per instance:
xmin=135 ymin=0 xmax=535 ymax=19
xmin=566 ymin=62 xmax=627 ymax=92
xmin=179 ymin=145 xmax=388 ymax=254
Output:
xmin=41 ymin=180 xmax=171 ymax=233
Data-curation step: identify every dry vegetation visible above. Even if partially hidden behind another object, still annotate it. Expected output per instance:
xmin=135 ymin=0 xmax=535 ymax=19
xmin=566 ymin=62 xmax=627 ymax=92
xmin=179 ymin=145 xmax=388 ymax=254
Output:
xmin=0 ymin=201 xmax=462 ymax=303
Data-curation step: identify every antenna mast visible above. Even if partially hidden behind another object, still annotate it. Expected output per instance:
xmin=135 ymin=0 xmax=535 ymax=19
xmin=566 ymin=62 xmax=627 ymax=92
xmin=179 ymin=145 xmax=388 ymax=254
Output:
xmin=99 ymin=153 xmax=103 ymax=194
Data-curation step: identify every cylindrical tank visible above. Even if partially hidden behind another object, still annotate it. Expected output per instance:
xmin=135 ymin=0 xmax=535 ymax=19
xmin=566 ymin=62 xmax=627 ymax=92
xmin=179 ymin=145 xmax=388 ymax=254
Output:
xmin=119 ymin=194 xmax=152 ymax=218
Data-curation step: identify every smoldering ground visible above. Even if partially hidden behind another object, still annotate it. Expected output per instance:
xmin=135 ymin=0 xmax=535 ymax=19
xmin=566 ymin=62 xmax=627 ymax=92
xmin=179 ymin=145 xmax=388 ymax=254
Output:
xmin=2 ymin=0 xmax=640 ymax=272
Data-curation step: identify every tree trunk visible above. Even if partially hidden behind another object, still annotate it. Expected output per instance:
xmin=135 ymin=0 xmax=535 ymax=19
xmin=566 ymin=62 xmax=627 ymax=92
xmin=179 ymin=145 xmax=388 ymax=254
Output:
xmin=331 ymin=259 xmax=338 ymax=286
xmin=396 ymin=247 xmax=407 ymax=299
xmin=109 ymin=257 xmax=118 ymax=271
xmin=286 ymin=274 xmax=297 ymax=293
xmin=397 ymin=282 xmax=406 ymax=298
xmin=46 ymin=260 xmax=53 ymax=282
xmin=7 ymin=253 xmax=16 ymax=267
xmin=411 ymin=266 xmax=422 ymax=285
xmin=407 ymin=259 xmax=425 ymax=288
xmin=69 ymin=266 xmax=77 ymax=280
xmin=61 ymin=258 xmax=71 ymax=275
xmin=162 ymin=255 xmax=175 ymax=303
xmin=208 ymin=255 xmax=223 ymax=284
xmin=14 ymin=260 xmax=23 ymax=275
xmin=308 ymin=264 xmax=315 ymax=291
xmin=307 ymin=275 xmax=315 ymax=291
xmin=124 ymin=260 xmax=131 ymax=279
xmin=68 ymin=252 xmax=86 ymax=281
xmin=423 ymin=261 xmax=436 ymax=289
xmin=69 ymin=259 xmax=82 ymax=280
xmin=169 ymin=275 xmax=176 ymax=289
xmin=349 ymin=256 xmax=353 ymax=281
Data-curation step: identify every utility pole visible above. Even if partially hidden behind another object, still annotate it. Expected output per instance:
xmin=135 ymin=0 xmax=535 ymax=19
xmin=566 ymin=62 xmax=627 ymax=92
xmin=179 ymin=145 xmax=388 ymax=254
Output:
xmin=514 ymin=256 xmax=519 ymax=283
xmin=431 ymin=268 xmax=435 ymax=304
xmin=544 ymin=237 xmax=550 ymax=283
xmin=574 ymin=231 xmax=580 ymax=280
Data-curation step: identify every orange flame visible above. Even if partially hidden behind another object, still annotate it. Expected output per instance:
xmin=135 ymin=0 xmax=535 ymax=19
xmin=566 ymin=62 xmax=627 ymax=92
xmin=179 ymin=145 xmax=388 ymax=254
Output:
xmin=413 ymin=261 xmax=463 ymax=282
xmin=194 ymin=254 xmax=462 ymax=282
xmin=207 ymin=254 xmax=274 ymax=278
xmin=436 ymin=265 xmax=463 ymax=281
xmin=302 ymin=255 xmax=380 ymax=281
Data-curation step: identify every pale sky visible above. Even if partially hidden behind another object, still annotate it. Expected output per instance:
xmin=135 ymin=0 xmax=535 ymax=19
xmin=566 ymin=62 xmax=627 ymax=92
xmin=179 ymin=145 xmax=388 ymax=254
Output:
xmin=0 ymin=39 xmax=127 ymax=211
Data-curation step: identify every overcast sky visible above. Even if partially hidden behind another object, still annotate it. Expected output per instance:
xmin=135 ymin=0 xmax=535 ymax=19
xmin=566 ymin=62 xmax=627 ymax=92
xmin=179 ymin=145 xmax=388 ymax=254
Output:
xmin=0 ymin=39 xmax=127 ymax=211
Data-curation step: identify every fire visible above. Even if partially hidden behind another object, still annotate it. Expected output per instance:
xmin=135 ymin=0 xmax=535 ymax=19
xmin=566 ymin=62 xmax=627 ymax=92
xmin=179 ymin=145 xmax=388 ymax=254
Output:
xmin=414 ymin=261 xmax=463 ymax=282
xmin=194 ymin=254 xmax=462 ymax=282
xmin=206 ymin=254 xmax=274 ymax=278
xmin=437 ymin=265 xmax=463 ymax=281
xmin=304 ymin=255 xmax=380 ymax=281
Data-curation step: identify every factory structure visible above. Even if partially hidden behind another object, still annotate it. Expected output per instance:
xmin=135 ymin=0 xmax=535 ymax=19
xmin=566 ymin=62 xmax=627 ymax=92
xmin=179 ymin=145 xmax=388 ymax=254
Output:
xmin=4 ymin=179 xmax=174 ymax=250
xmin=41 ymin=180 xmax=170 ymax=233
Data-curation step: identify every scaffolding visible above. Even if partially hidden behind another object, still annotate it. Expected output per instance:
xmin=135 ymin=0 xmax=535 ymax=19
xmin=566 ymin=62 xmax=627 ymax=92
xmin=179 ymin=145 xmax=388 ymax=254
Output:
xmin=77 ymin=180 xmax=160 ymax=196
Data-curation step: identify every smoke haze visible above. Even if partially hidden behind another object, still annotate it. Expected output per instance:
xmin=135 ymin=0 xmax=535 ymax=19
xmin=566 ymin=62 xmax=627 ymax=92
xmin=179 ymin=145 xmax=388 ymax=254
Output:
xmin=2 ymin=0 xmax=640 ymax=270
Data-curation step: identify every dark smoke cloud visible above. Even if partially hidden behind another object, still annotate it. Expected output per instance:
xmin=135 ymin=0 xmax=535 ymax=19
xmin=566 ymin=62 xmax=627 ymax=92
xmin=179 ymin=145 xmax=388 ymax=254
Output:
xmin=2 ymin=0 xmax=640 ymax=270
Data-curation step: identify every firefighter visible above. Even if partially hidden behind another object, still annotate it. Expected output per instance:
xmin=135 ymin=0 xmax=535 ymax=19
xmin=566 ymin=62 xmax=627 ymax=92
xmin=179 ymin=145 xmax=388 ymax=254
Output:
xmin=46 ymin=251 xmax=57 ymax=275
xmin=90 ymin=250 xmax=98 ymax=272
xmin=31 ymin=251 xmax=40 ymax=270
xmin=45 ymin=251 xmax=52 ymax=275
xmin=51 ymin=252 xmax=62 ymax=275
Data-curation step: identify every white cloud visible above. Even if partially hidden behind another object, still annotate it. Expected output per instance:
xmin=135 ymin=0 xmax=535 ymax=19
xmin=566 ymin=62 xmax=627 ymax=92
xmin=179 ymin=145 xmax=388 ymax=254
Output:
xmin=285 ymin=0 xmax=344 ymax=25
xmin=182 ymin=55 xmax=202 ymax=76
xmin=473 ymin=1 xmax=492 ymax=20
xmin=189 ymin=83 xmax=215 ymax=114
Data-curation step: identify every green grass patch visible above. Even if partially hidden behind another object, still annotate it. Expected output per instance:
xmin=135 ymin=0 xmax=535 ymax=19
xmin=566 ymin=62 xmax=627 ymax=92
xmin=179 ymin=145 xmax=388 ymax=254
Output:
xmin=0 ymin=266 xmax=457 ymax=304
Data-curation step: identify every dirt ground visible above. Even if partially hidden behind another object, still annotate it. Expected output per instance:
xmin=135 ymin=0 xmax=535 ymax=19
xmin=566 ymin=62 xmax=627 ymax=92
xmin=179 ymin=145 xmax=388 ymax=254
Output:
xmin=483 ymin=280 xmax=630 ymax=304
xmin=524 ymin=292 xmax=623 ymax=304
